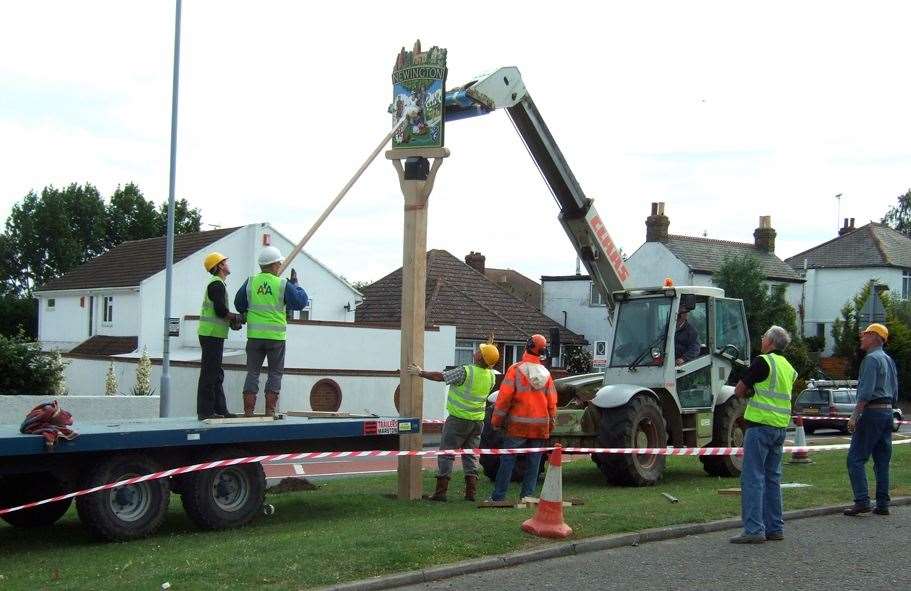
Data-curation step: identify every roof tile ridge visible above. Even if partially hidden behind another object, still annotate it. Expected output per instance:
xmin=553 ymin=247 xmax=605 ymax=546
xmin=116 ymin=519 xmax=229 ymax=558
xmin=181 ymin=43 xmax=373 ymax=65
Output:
xmin=668 ymin=234 xmax=755 ymax=248
xmin=868 ymin=224 xmax=890 ymax=265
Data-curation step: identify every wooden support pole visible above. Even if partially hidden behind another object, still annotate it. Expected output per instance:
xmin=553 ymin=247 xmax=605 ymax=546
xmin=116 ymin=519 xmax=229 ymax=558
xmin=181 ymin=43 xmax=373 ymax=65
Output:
xmin=387 ymin=147 xmax=449 ymax=501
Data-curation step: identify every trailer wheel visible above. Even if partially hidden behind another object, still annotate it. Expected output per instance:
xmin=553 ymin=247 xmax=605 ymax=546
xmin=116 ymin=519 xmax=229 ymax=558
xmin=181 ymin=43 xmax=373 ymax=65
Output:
xmin=180 ymin=451 xmax=265 ymax=530
xmin=0 ymin=474 xmax=72 ymax=528
xmin=75 ymin=455 xmax=170 ymax=541
xmin=700 ymin=397 xmax=746 ymax=477
xmin=594 ymin=395 xmax=667 ymax=486
xmin=479 ymin=406 xmax=541 ymax=483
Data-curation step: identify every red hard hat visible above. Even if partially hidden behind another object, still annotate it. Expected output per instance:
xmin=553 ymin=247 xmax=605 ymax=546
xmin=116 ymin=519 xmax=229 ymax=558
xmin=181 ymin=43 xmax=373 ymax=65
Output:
xmin=527 ymin=334 xmax=547 ymax=355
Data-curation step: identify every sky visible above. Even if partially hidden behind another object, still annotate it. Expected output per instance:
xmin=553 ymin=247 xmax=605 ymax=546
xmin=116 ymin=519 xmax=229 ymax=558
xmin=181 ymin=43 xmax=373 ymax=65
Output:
xmin=2 ymin=1 xmax=910 ymax=286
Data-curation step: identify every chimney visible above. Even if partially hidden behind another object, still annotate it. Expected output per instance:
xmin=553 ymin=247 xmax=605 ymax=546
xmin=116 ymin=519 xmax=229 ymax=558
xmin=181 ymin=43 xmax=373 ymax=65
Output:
xmin=645 ymin=202 xmax=670 ymax=242
xmin=754 ymin=215 xmax=776 ymax=253
xmin=838 ymin=217 xmax=856 ymax=236
xmin=465 ymin=251 xmax=486 ymax=274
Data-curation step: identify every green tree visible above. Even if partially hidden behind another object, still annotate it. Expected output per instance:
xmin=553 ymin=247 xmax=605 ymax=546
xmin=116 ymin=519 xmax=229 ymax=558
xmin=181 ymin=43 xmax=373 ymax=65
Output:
xmin=882 ymin=189 xmax=911 ymax=237
xmin=157 ymin=198 xmax=201 ymax=235
xmin=4 ymin=183 xmax=106 ymax=293
xmin=105 ymin=183 xmax=160 ymax=248
xmin=713 ymin=254 xmax=813 ymax=384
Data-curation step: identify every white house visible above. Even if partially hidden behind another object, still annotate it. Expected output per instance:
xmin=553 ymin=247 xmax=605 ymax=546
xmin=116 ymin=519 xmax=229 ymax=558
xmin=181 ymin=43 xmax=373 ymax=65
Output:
xmin=541 ymin=203 xmax=804 ymax=359
xmin=34 ymin=223 xmax=362 ymax=355
xmin=785 ymin=218 xmax=911 ymax=354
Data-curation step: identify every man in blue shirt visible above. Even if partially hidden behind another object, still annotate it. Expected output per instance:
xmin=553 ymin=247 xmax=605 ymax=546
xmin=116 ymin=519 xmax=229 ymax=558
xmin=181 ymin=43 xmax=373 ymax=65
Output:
xmin=844 ymin=323 xmax=898 ymax=516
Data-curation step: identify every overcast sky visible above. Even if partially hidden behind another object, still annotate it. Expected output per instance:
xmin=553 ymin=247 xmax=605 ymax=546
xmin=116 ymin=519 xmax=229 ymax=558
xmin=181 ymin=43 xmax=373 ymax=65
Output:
xmin=2 ymin=1 xmax=909 ymax=286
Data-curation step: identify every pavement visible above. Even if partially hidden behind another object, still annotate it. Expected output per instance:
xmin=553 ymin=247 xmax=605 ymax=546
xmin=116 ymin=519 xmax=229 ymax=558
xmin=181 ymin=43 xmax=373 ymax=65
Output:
xmin=379 ymin=505 xmax=910 ymax=591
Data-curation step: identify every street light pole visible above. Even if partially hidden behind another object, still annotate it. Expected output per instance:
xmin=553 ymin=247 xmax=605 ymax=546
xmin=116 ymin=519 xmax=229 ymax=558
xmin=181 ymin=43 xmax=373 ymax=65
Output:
xmin=160 ymin=0 xmax=182 ymax=418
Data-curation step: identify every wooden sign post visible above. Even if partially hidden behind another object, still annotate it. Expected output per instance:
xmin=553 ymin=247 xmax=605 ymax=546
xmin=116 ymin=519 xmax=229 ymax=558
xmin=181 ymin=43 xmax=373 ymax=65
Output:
xmin=387 ymin=40 xmax=448 ymax=500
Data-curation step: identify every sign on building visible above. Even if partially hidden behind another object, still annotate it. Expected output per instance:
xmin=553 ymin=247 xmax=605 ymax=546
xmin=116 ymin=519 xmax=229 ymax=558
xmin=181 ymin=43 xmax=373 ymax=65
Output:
xmin=593 ymin=340 xmax=608 ymax=367
xmin=390 ymin=40 xmax=447 ymax=149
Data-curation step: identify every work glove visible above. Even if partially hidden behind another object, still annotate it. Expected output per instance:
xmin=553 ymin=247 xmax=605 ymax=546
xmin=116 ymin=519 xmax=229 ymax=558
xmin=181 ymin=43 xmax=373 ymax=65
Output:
xmin=290 ymin=268 xmax=298 ymax=285
xmin=406 ymin=362 xmax=423 ymax=376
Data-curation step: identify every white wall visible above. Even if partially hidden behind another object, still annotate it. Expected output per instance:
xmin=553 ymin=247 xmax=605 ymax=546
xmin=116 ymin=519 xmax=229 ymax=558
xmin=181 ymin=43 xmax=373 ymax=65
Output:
xmin=38 ymin=288 xmax=140 ymax=351
xmin=802 ymin=266 xmax=904 ymax=354
xmin=625 ymin=242 xmax=692 ymax=288
xmin=138 ymin=223 xmax=361 ymax=355
xmin=541 ymin=278 xmax=612 ymax=355
xmin=64 ymin=323 xmax=456 ymax=419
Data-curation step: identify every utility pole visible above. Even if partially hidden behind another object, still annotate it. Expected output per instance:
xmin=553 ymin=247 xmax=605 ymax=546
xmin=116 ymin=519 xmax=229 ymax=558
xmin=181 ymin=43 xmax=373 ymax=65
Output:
xmin=160 ymin=0 xmax=182 ymax=418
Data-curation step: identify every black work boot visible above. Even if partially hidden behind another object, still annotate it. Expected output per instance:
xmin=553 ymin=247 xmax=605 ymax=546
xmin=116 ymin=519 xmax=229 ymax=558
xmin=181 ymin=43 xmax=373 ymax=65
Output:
xmin=430 ymin=476 xmax=450 ymax=502
xmin=464 ymin=475 xmax=478 ymax=502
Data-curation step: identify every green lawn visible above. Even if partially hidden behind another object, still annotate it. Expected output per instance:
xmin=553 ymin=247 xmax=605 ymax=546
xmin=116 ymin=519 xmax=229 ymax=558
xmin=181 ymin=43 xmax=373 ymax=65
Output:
xmin=1 ymin=447 xmax=908 ymax=590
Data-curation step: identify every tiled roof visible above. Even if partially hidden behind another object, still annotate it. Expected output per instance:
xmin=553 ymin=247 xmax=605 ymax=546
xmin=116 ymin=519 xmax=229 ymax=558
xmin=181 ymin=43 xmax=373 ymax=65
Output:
xmin=36 ymin=227 xmax=240 ymax=292
xmin=484 ymin=267 xmax=542 ymax=310
xmin=356 ymin=250 xmax=586 ymax=345
xmin=69 ymin=335 xmax=138 ymax=356
xmin=663 ymin=235 xmax=803 ymax=282
xmin=785 ymin=223 xmax=911 ymax=270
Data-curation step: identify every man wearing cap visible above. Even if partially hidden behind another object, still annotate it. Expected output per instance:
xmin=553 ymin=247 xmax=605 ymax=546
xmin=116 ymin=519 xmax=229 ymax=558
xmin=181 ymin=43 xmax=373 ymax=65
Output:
xmin=489 ymin=334 xmax=558 ymax=503
xmin=197 ymin=252 xmax=244 ymax=421
xmin=408 ymin=342 xmax=500 ymax=502
xmin=844 ymin=323 xmax=898 ymax=516
xmin=674 ymin=307 xmax=700 ymax=366
xmin=234 ymin=246 xmax=309 ymax=418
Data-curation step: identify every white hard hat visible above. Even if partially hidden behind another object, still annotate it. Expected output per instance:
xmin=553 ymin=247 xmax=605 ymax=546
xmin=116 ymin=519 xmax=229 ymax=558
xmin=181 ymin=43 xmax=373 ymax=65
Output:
xmin=258 ymin=246 xmax=284 ymax=266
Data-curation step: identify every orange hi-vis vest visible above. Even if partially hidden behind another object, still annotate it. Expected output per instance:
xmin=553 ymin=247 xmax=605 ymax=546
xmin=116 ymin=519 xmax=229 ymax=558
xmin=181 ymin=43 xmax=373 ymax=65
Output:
xmin=492 ymin=352 xmax=557 ymax=439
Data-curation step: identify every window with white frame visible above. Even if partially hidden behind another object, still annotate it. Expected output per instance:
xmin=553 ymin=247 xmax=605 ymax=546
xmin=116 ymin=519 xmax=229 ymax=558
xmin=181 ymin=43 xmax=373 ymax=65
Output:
xmin=102 ymin=296 xmax=114 ymax=324
xmin=590 ymin=282 xmax=605 ymax=306
xmin=454 ymin=340 xmax=476 ymax=366
xmin=46 ymin=298 xmax=55 ymax=311
xmin=903 ymin=270 xmax=911 ymax=300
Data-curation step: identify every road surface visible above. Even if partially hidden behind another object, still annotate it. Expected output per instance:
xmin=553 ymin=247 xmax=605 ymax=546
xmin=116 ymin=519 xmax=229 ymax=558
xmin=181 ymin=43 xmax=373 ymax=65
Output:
xmin=393 ymin=507 xmax=908 ymax=591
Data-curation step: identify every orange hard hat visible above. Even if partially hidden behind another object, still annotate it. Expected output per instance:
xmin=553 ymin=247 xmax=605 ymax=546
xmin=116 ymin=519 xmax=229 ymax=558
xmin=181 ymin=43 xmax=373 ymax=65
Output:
xmin=526 ymin=334 xmax=547 ymax=355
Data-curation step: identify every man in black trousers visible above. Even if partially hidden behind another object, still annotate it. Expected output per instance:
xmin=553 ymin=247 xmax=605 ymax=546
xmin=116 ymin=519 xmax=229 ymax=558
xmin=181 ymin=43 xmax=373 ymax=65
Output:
xmin=197 ymin=251 xmax=243 ymax=420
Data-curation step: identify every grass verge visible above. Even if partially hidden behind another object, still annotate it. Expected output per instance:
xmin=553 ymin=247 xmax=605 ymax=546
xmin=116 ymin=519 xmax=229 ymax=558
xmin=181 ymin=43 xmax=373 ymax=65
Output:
xmin=0 ymin=446 xmax=908 ymax=590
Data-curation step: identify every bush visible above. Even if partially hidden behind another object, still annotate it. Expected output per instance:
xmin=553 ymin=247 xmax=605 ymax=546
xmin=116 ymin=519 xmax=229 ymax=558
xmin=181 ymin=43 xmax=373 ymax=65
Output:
xmin=0 ymin=333 xmax=67 ymax=396
xmin=803 ymin=336 xmax=825 ymax=353
xmin=563 ymin=346 xmax=593 ymax=375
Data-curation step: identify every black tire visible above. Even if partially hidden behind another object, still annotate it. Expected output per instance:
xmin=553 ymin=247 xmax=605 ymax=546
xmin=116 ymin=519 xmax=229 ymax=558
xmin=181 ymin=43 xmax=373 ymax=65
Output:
xmin=594 ymin=396 xmax=668 ymax=486
xmin=479 ymin=406 xmax=544 ymax=483
xmin=700 ymin=397 xmax=746 ymax=477
xmin=180 ymin=450 xmax=265 ymax=530
xmin=0 ymin=474 xmax=72 ymax=528
xmin=75 ymin=455 xmax=170 ymax=542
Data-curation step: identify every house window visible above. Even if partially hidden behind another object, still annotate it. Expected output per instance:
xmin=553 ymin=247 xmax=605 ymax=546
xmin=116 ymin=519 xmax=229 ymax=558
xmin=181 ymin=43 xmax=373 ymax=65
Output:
xmin=46 ymin=298 xmax=56 ymax=311
xmin=590 ymin=282 xmax=605 ymax=306
xmin=816 ymin=323 xmax=825 ymax=338
xmin=102 ymin=296 xmax=114 ymax=324
xmin=455 ymin=340 xmax=476 ymax=366
xmin=903 ymin=270 xmax=911 ymax=300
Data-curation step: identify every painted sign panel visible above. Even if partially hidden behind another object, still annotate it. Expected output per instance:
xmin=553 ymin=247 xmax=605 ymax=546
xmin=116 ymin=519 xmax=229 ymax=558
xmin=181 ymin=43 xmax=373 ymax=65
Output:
xmin=390 ymin=40 xmax=447 ymax=149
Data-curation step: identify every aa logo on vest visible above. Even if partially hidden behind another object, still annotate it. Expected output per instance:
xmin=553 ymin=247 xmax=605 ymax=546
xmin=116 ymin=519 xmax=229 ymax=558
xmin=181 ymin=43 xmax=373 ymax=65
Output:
xmin=256 ymin=283 xmax=273 ymax=296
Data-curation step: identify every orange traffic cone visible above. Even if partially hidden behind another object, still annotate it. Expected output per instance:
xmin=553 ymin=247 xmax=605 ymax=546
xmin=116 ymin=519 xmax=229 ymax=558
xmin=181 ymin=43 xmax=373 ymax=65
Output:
xmin=521 ymin=445 xmax=573 ymax=539
xmin=789 ymin=416 xmax=813 ymax=464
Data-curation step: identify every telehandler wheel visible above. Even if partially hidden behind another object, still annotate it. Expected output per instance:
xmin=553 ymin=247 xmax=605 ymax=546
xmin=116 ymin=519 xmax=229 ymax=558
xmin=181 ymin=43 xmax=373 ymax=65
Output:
xmin=0 ymin=474 xmax=72 ymax=528
xmin=180 ymin=449 xmax=265 ymax=530
xmin=594 ymin=395 xmax=667 ymax=486
xmin=75 ymin=455 xmax=170 ymax=542
xmin=700 ymin=397 xmax=746 ymax=477
xmin=479 ymin=406 xmax=546 ymax=483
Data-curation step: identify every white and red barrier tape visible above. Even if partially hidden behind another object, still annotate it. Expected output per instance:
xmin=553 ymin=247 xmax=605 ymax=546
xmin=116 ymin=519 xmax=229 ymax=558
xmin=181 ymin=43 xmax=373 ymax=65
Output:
xmin=796 ymin=415 xmax=910 ymax=424
xmin=2 ymin=439 xmax=910 ymax=517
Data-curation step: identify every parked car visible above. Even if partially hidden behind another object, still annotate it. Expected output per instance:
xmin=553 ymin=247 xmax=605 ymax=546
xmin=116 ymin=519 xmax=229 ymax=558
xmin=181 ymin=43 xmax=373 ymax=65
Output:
xmin=793 ymin=380 xmax=903 ymax=434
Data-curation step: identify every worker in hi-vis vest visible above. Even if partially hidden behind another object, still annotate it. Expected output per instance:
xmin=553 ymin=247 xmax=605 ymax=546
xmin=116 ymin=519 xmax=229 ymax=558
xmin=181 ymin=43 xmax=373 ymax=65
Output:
xmin=730 ymin=325 xmax=797 ymax=544
xmin=408 ymin=342 xmax=501 ymax=502
xmin=196 ymin=252 xmax=244 ymax=421
xmin=234 ymin=246 xmax=309 ymax=417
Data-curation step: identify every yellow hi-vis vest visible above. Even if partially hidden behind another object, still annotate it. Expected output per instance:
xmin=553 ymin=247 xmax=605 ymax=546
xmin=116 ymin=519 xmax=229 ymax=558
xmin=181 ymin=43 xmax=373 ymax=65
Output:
xmin=245 ymin=273 xmax=287 ymax=341
xmin=447 ymin=364 xmax=496 ymax=421
xmin=198 ymin=276 xmax=229 ymax=339
xmin=744 ymin=353 xmax=796 ymax=428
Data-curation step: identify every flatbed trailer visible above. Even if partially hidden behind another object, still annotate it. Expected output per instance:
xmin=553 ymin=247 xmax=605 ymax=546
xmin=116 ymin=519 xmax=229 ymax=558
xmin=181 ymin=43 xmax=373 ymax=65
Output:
xmin=0 ymin=415 xmax=419 ymax=541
